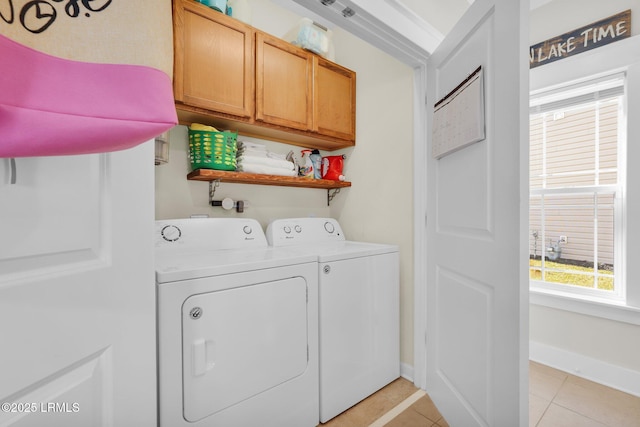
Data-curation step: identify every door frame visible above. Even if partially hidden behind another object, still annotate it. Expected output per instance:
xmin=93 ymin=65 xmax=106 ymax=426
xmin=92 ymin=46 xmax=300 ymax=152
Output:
xmin=278 ymin=0 xmax=528 ymax=392
xmin=412 ymin=63 xmax=429 ymax=390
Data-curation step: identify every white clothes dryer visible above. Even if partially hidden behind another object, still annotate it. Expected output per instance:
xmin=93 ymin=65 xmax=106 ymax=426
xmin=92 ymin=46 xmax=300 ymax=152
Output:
xmin=266 ymin=217 xmax=400 ymax=423
xmin=155 ymin=218 xmax=319 ymax=427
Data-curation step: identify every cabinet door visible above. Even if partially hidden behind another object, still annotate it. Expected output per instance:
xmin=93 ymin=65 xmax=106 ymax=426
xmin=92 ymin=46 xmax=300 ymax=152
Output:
xmin=314 ymin=57 xmax=356 ymax=142
xmin=173 ymin=0 xmax=254 ymax=118
xmin=256 ymin=32 xmax=312 ymax=131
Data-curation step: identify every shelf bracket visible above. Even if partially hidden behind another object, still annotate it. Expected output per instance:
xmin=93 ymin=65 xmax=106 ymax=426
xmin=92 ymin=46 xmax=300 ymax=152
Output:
xmin=327 ymin=188 xmax=341 ymax=206
xmin=209 ymin=179 xmax=221 ymax=204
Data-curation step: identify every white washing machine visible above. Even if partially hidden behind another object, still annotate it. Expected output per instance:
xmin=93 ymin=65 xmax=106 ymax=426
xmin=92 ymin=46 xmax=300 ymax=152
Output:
xmin=155 ymin=218 xmax=319 ymax=427
xmin=266 ymin=217 xmax=400 ymax=423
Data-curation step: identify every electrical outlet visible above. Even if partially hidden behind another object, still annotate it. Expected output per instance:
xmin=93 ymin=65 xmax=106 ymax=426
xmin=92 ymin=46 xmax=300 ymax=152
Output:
xmin=559 ymin=235 xmax=568 ymax=244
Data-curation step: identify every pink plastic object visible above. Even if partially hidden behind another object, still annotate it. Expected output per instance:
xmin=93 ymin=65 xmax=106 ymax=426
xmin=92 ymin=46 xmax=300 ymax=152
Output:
xmin=0 ymin=33 xmax=178 ymax=157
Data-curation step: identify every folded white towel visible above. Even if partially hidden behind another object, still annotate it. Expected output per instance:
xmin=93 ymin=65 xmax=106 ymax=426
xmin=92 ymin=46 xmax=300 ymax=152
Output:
xmin=237 ymin=155 xmax=295 ymax=170
xmin=237 ymin=163 xmax=298 ymax=177
xmin=237 ymin=148 xmax=268 ymax=157
xmin=237 ymin=147 xmax=268 ymax=157
xmin=238 ymin=141 xmax=267 ymax=150
xmin=267 ymin=151 xmax=288 ymax=161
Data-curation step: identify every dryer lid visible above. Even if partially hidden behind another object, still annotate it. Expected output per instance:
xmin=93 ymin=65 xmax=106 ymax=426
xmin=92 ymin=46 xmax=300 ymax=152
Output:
xmin=155 ymin=218 xmax=267 ymax=253
xmin=156 ymin=246 xmax=316 ymax=284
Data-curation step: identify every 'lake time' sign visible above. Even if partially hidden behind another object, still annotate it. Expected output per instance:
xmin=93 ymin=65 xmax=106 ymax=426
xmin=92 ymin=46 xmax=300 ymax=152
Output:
xmin=529 ymin=10 xmax=631 ymax=69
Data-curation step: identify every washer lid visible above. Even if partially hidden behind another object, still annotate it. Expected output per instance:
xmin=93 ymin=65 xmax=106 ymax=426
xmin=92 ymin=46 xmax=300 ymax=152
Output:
xmin=266 ymin=218 xmax=398 ymax=261
xmin=266 ymin=217 xmax=345 ymax=246
xmin=313 ymin=241 xmax=398 ymax=262
xmin=155 ymin=247 xmax=316 ymax=284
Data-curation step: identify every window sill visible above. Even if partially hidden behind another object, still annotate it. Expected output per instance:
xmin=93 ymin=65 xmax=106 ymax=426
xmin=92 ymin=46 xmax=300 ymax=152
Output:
xmin=530 ymin=288 xmax=640 ymax=326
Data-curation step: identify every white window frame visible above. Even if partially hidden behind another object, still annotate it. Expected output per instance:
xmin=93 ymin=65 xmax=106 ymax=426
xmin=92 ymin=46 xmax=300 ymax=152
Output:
xmin=529 ymin=78 xmax=625 ymax=302
xmin=530 ymin=36 xmax=640 ymax=325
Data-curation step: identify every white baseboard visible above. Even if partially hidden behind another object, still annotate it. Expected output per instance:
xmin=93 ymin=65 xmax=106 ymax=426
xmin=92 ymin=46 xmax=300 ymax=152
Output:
xmin=530 ymin=341 xmax=640 ymax=397
xmin=400 ymin=362 xmax=414 ymax=383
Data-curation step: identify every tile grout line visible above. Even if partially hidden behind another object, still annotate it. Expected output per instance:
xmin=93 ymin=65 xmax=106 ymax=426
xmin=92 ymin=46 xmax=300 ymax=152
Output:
xmin=536 ymin=373 xmax=568 ymax=427
xmin=550 ymin=377 xmax=617 ymax=427
xmin=535 ymin=398 xmax=554 ymax=427
xmin=368 ymin=389 xmax=427 ymax=427
xmin=553 ymin=374 xmax=569 ymax=401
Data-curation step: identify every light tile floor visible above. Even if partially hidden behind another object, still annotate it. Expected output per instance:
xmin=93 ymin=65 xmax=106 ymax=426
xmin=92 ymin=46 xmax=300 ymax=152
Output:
xmin=320 ymin=361 xmax=640 ymax=427
xmin=319 ymin=377 xmax=422 ymax=427
xmin=529 ymin=361 xmax=640 ymax=427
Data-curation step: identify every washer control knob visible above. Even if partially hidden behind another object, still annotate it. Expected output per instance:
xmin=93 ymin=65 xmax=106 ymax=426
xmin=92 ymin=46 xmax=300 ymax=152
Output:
xmin=294 ymin=225 xmax=302 ymax=233
xmin=323 ymin=265 xmax=331 ymax=274
xmin=284 ymin=226 xmax=291 ymax=234
xmin=324 ymin=221 xmax=335 ymax=234
xmin=161 ymin=225 xmax=181 ymax=242
xmin=243 ymin=225 xmax=252 ymax=235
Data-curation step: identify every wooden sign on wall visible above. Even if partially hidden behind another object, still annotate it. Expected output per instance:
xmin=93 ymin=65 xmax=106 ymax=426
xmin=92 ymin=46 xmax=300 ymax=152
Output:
xmin=529 ymin=10 xmax=631 ymax=69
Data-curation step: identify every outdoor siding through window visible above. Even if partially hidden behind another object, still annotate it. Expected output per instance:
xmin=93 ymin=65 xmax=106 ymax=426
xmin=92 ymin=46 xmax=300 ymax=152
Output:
xmin=529 ymin=75 xmax=624 ymax=295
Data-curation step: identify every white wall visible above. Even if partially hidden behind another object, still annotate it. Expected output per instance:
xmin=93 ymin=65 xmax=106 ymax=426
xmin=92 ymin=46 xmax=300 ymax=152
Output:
xmin=155 ymin=0 xmax=416 ymax=366
xmin=530 ymin=305 xmax=640 ymax=370
xmin=529 ymin=0 xmax=640 ymax=393
xmin=328 ymin=26 xmax=415 ymax=369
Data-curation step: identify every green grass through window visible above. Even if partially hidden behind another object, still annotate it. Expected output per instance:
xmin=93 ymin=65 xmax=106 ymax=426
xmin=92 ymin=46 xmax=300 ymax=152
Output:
xmin=529 ymin=259 xmax=614 ymax=291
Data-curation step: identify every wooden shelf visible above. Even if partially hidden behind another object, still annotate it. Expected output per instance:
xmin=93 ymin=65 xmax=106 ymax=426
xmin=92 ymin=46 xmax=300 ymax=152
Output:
xmin=187 ymin=169 xmax=351 ymax=190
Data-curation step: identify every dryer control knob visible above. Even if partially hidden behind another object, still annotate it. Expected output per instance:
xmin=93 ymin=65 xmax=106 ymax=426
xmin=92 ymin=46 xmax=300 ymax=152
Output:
xmin=295 ymin=225 xmax=302 ymax=233
xmin=284 ymin=226 xmax=291 ymax=234
xmin=324 ymin=221 xmax=335 ymax=234
xmin=243 ymin=225 xmax=252 ymax=235
xmin=161 ymin=225 xmax=181 ymax=242
xmin=189 ymin=307 xmax=203 ymax=319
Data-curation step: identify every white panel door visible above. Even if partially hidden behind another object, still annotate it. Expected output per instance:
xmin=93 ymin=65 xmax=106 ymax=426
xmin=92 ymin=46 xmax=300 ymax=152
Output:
xmin=425 ymin=0 xmax=529 ymax=426
xmin=0 ymin=143 xmax=156 ymax=426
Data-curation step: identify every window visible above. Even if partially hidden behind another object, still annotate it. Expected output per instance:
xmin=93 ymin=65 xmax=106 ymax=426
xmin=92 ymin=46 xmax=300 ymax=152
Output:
xmin=529 ymin=74 xmax=625 ymax=301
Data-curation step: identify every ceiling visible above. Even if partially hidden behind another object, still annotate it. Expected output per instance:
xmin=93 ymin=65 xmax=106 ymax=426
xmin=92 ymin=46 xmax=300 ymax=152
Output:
xmin=394 ymin=0 xmax=555 ymax=36
xmin=273 ymin=0 xmax=556 ymax=66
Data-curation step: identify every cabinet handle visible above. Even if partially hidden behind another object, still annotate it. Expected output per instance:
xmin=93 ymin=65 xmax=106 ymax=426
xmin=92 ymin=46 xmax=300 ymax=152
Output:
xmin=9 ymin=158 xmax=16 ymax=184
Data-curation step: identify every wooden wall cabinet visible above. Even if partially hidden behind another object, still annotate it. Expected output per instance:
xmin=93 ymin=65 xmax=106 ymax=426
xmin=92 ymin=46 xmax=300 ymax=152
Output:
xmin=314 ymin=56 xmax=356 ymax=141
xmin=255 ymin=33 xmax=356 ymax=143
xmin=172 ymin=0 xmax=356 ymax=151
xmin=173 ymin=0 xmax=254 ymax=119
xmin=256 ymin=32 xmax=313 ymax=131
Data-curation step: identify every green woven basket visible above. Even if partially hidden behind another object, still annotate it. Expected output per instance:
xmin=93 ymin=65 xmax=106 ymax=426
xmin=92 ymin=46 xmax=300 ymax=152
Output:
xmin=188 ymin=129 xmax=237 ymax=171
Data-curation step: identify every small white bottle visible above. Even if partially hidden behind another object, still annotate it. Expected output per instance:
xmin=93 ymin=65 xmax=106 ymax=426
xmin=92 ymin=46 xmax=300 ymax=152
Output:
xmin=299 ymin=150 xmax=314 ymax=178
xmin=228 ymin=0 xmax=252 ymax=24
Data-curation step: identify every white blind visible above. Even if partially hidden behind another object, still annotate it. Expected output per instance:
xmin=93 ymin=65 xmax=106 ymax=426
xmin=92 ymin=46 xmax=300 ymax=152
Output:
xmin=530 ymin=73 xmax=625 ymax=115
